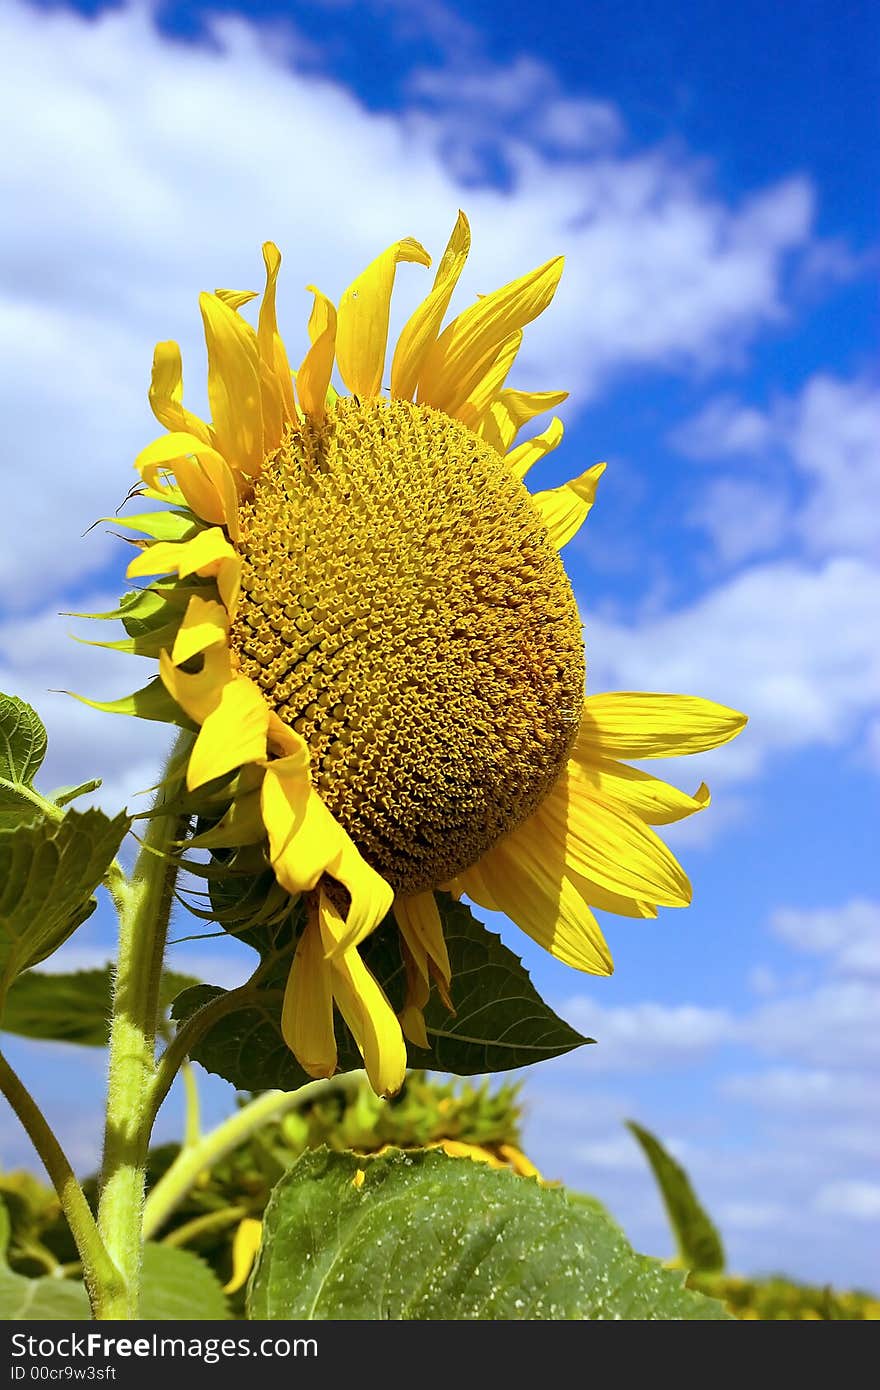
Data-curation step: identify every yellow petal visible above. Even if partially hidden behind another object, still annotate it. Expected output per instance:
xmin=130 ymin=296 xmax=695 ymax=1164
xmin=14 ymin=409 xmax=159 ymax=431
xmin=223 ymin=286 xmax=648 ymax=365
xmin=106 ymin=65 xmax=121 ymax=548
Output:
xmin=148 ymin=342 xmax=212 ymax=443
xmin=222 ymin=1218 xmax=263 ymax=1295
xmin=158 ymin=642 xmax=234 ymax=726
xmin=170 ymin=594 xmax=229 ymax=665
xmin=258 ymin=242 xmax=296 ymax=426
xmin=126 ymin=527 xmax=241 ymax=613
xmin=215 ymin=289 xmax=258 ymax=310
xmin=532 ymin=462 xmax=606 ymax=549
xmin=297 ymin=286 xmax=337 ymax=421
xmin=393 ymin=891 xmax=451 ymax=986
xmin=578 ymin=693 xmax=749 ymax=760
xmin=454 ymin=330 xmax=522 ymax=432
xmin=564 ymin=866 xmax=658 ymax=919
xmin=569 ymin=755 xmax=711 ymax=826
xmin=336 ymin=237 xmax=431 ymax=399
xmin=281 ymin=911 xmax=337 ymax=1079
xmin=199 ymin=292 xmax=263 ymax=478
xmin=261 ymin=759 xmax=393 ymax=945
xmin=186 ymin=673 xmax=270 ymax=790
xmin=391 ymin=211 xmax=471 ymax=401
xmin=497 ymin=1143 xmax=543 ymax=1180
xmin=460 ymin=835 xmax=613 ymax=975
xmin=505 ymin=417 xmax=565 ymax=481
xmin=435 ymin=1139 xmax=506 ymax=1169
xmin=534 ymin=771 xmax=692 ymax=907
xmin=396 ymin=933 xmax=431 ymax=1048
xmin=399 ymin=1001 xmax=430 ymax=1050
xmin=479 ymin=387 xmax=569 ymax=454
xmin=133 ymin=432 xmax=241 ymax=536
xmin=418 ymin=256 xmax=564 ymax=416
xmin=329 ymin=938 xmax=407 ymax=1097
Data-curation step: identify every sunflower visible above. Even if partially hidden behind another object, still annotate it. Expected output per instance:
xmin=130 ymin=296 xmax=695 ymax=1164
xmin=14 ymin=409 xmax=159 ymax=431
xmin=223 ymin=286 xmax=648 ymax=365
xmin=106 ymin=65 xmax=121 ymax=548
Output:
xmin=87 ymin=213 xmax=745 ymax=1097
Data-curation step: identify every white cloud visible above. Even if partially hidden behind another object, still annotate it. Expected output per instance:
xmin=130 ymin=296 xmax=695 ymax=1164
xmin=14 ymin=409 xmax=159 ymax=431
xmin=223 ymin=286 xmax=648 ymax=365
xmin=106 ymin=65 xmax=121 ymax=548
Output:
xmin=673 ymin=373 xmax=880 ymax=564
xmin=673 ymin=395 xmax=776 ymax=458
xmin=722 ymin=1067 xmax=880 ymax=1115
xmin=813 ymin=1181 xmax=880 ymax=1221
xmin=584 ymin=556 xmax=880 ymax=783
xmin=746 ymin=981 xmax=880 ymax=1070
xmin=562 ymin=998 xmax=733 ymax=1072
xmin=686 ymin=478 xmax=790 ymax=565
xmin=770 ymin=899 xmax=880 ymax=978
xmin=0 ymin=0 xmax=819 ymax=606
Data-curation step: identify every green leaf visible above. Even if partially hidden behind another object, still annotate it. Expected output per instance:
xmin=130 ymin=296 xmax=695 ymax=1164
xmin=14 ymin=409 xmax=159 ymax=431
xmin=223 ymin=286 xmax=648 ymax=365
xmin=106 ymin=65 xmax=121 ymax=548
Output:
xmin=0 ymin=1201 xmax=90 ymax=1321
xmin=2 ymin=967 xmax=201 ymax=1046
xmin=48 ymin=780 xmax=103 ymax=808
xmin=248 ymin=1148 xmax=731 ymax=1320
xmin=0 ymin=693 xmax=48 ymax=820
xmin=139 ymin=1242 xmax=229 ymax=1320
xmin=627 ymin=1120 xmax=725 ymax=1274
xmin=172 ymin=896 xmax=590 ymax=1091
xmin=0 ymin=810 xmax=130 ymax=993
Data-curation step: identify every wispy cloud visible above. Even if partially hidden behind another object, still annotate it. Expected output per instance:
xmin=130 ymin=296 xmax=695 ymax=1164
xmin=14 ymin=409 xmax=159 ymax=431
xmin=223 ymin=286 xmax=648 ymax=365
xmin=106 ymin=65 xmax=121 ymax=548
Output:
xmin=0 ymin=0 xmax=822 ymax=607
xmin=673 ymin=373 xmax=880 ymax=564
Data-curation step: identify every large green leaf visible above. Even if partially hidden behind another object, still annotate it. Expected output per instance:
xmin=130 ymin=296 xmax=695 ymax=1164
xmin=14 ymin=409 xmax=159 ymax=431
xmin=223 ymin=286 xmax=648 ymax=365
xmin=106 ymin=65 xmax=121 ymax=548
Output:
xmin=1 ymin=968 xmax=201 ymax=1047
xmin=0 ymin=810 xmax=130 ymax=993
xmin=627 ymin=1121 xmax=725 ymax=1273
xmin=0 ymin=693 xmax=48 ymax=824
xmin=248 ymin=1148 xmax=731 ymax=1320
xmin=0 ymin=1201 xmax=89 ymax=1321
xmin=172 ymin=895 xmax=590 ymax=1090
xmin=139 ymin=1242 xmax=229 ymax=1320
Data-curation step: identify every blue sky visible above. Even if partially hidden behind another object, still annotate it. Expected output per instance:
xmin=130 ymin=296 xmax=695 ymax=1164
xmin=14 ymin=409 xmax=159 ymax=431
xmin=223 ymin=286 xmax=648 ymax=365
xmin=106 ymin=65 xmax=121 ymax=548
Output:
xmin=1 ymin=0 xmax=878 ymax=1290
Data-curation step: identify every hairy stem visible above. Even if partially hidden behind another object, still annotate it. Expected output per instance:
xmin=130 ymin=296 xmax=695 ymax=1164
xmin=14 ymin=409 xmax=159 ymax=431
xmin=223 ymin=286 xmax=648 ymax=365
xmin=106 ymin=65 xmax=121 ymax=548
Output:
xmin=145 ymin=979 xmax=265 ymax=1132
xmin=0 ymin=1051 xmax=124 ymax=1314
xmin=143 ymin=1073 xmax=364 ymax=1240
xmin=95 ymin=729 xmax=191 ymax=1320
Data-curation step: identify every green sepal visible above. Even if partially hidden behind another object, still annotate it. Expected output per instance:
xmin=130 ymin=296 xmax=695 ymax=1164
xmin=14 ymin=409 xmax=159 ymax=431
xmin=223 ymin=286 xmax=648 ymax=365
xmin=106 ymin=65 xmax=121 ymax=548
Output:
xmin=67 ymin=678 xmax=196 ymax=729
xmin=72 ymin=619 xmax=183 ymax=659
xmin=102 ymin=510 xmax=201 ymax=542
xmin=48 ymin=780 xmax=102 ymax=807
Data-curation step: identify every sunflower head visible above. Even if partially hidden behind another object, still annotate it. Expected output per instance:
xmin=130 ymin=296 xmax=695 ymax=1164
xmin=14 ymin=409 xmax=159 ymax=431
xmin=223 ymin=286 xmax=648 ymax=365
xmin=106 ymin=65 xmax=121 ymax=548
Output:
xmin=231 ymin=395 xmax=585 ymax=895
xmin=83 ymin=213 xmax=747 ymax=1097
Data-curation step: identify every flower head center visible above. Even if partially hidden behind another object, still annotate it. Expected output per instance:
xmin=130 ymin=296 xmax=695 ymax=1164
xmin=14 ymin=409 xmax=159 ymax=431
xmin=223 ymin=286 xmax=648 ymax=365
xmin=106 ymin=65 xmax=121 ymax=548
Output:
xmin=230 ymin=398 xmax=585 ymax=893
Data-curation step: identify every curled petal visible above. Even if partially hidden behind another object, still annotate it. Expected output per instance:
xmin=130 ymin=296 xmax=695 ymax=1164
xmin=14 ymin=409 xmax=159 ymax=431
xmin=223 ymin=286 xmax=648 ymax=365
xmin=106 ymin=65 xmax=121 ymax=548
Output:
xmin=532 ymin=462 xmax=606 ymax=549
xmin=391 ymin=212 xmax=470 ymax=401
xmin=506 ymin=417 xmax=564 ymax=481
xmin=297 ymin=286 xmax=337 ymax=421
xmin=336 ymin=237 xmax=431 ymax=399
xmin=281 ymin=909 xmax=337 ymax=1079
xmin=418 ymin=256 xmax=563 ymax=416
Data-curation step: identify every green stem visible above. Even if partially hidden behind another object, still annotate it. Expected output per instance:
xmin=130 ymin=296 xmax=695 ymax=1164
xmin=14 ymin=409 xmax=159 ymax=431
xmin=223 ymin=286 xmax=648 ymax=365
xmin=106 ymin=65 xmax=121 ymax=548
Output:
xmin=144 ymin=974 xmax=270 ymax=1134
xmin=0 ymin=1051 xmax=124 ymax=1314
xmin=181 ymin=1061 xmax=201 ymax=1149
xmin=142 ymin=1073 xmax=364 ymax=1240
xmin=96 ymin=730 xmax=192 ymax=1320
xmin=161 ymin=1206 xmax=248 ymax=1249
